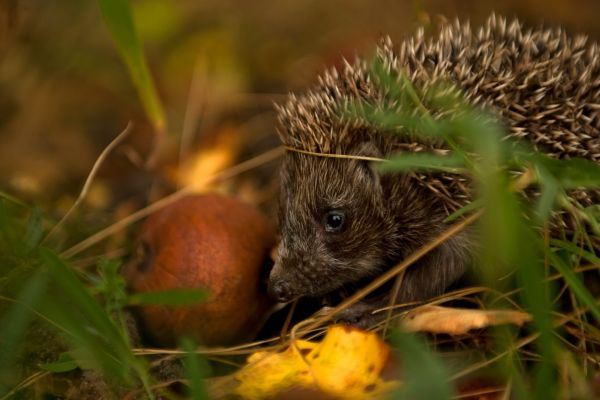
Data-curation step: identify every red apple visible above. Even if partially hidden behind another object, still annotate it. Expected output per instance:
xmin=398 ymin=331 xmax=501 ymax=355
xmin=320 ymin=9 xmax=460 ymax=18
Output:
xmin=123 ymin=194 xmax=274 ymax=346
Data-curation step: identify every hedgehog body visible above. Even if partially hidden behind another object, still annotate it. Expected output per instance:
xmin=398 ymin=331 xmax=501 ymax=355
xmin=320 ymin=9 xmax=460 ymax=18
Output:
xmin=268 ymin=15 xmax=600 ymax=322
xmin=279 ymin=15 xmax=599 ymax=158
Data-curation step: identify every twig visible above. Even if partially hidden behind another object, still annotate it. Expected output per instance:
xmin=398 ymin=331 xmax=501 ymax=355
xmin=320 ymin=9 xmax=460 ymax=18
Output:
xmin=500 ymin=379 xmax=512 ymax=400
xmin=178 ymin=58 xmax=207 ymax=171
xmin=489 ymin=264 xmax=600 ymax=307
xmin=296 ymin=210 xmax=482 ymax=337
xmin=145 ymin=125 xmax=167 ymax=169
xmin=451 ymin=301 xmax=600 ymax=381
xmin=132 ymin=328 xmax=292 ymax=357
xmin=0 ymin=295 xmax=69 ymax=334
xmin=284 ymin=146 xmax=387 ymax=162
xmin=61 ymin=146 xmax=284 ymax=258
xmin=280 ymin=299 xmax=298 ymax=340
xmin=44 ymin=122 xmax=132 ymax=242
xmin=451 ymin=333 xmax=540 ymax=381
xmin=123 ymin=378 xmax=182 ymax=400
xmin=0 ymin=371 xmax=50 ymax=400
xmin=383 ymin=270 xmax=406 ymax=336
xmin=453 ymin=386 xmax=506 ymax=399
xmin=71 ymin=248 xmax=127 ymax=269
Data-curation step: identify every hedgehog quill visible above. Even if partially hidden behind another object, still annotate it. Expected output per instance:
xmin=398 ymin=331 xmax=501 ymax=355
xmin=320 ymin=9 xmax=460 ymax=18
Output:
xmin=268 ymin=14 xmax=600 ymax=325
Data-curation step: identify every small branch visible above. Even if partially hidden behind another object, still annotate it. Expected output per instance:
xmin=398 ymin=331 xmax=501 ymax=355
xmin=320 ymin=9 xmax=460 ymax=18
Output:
xmin=44 ymin=122 xmax=132 ymax=242
xmin=382 ymin=270 xmax=406 ymax=336
xmin=280 ymin=299 xmax=298 ymax=341
xmin=297 ymin=210 xmax=483 ymax=336
xmin=0 ymin=371 xmax=51 ymax=400
xmin=178 ymin=58 xmax=207 ymax=171
xmin=61 ymin=146 xmax=285 ymax=258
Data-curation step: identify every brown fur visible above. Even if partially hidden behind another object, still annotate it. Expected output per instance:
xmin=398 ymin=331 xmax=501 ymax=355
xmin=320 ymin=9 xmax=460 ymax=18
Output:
xmin=268 ymin=14 xmax=600 ymax=323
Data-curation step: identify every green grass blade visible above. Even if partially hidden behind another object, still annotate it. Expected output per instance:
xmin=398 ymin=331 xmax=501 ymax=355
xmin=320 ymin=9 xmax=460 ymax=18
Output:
xmin=96 ymin=0 xmax=165 ymax=131
xmin=39 ymin=352 xmax=78 ymax=373
xmin=24 ymin=208 xmax=44 ymax=252
xmin=532 ymin=155 xmax=600 ymax=188
xmin=39 ymin=249 xmax=155 ymax=397
xmin=181 ymin=338 xmax=210 ymax=400
xmin=443 ymin=199 xmax=483 ymax=223
xmin=550 ymin=239 xmax=600 ymax=265
xmin=534 ymin=177 xmax=559 ymax=224
xmin=0 ymin=191 xmax=28 ymax=207
xmin=0 ymin=271 xmax=48 ymax=394
xmin=40 ymin=249 xmax=134 ymax=382
xmin=390 ymin=331 xmax=453 ymax=400
xmin=548 ymin=251 xmax=600 ymax=322
xmin=379 ymin=152 xmax=466 ymax=173
xmin=464 ymin=96 xmax=557 ymax=400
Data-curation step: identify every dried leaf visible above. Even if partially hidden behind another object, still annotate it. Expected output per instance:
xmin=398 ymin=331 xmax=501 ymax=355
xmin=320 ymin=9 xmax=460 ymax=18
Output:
xmin=402 ymin=306 xmax=531 ymax=335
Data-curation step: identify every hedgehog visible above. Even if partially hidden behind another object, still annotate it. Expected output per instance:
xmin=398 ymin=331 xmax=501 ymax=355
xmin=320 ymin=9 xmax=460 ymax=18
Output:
xmin=267 ymin=14 xmax=600 ymax=325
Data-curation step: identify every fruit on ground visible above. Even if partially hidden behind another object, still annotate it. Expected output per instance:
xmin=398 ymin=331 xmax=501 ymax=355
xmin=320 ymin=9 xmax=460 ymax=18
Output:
xmin=123 ymin=194 xmax=274 ymax=346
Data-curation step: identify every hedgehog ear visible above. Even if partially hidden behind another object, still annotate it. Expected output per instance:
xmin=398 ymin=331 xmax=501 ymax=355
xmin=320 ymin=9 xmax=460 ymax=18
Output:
xmin=354 ymin=142 xmax=383 ymax=191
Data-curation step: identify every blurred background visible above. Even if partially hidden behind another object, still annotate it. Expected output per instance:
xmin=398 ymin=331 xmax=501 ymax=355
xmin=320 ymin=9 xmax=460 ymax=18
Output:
xmin=1 ymin=0 xmax=600 ymax=216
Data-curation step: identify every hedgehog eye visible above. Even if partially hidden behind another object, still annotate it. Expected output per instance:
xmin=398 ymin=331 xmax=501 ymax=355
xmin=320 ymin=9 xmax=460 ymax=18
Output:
xmin=323 ymin=210 xmax=346 ymax=233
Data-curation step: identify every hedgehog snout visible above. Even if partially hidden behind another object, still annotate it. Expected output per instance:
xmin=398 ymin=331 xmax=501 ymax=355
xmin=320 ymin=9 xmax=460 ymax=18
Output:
xmin=267 ymin=263 xmax=296 ymax=303
xmin=268 ymin=278 xmax=293 ymax=303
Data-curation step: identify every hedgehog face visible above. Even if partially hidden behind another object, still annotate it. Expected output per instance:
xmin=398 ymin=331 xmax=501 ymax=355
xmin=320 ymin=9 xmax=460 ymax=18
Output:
xmin=268 ymin=150 xmax=391 ymax=302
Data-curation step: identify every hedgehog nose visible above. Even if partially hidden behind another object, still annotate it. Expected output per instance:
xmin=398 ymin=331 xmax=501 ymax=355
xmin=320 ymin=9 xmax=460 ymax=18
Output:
xmin=269 ymin=279 xmax=293 ymax=303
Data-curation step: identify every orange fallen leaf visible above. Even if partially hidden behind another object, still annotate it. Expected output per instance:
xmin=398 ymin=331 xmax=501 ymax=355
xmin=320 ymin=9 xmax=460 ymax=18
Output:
xmin=168 ymin=125 xmax=239 ymax=191
xmin=402 ymin=306 xmax=531 ymax=335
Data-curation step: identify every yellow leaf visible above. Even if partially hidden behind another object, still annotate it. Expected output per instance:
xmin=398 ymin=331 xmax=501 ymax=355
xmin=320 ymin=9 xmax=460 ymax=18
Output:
xmin=235 ymin=340 xmax=316 ymax=398
xmin=169 ymin=125 xmax=239 ymax=191
xmin=234 ymin=325 xmax=399 ymax=399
